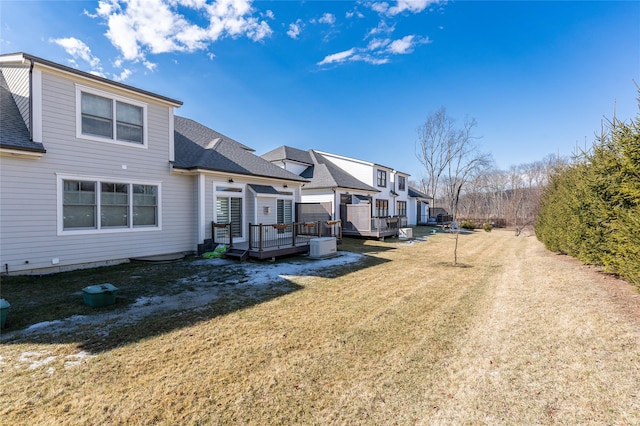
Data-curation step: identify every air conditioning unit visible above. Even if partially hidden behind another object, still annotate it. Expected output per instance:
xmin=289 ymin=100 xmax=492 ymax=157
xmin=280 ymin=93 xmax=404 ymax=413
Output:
xmin=399 ymin=228 xmax=413 ymax=240
xmin=310 ymin=237 xmax=337 ymax=258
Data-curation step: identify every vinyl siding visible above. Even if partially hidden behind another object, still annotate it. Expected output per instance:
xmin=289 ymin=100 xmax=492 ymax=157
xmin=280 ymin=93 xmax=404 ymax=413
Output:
xmin=0 ymin=69 xmax=196 ymax=274
xmin=283 ymin=162 xmax=308 ymax=176
xmin=300 ymin=191 xmax=336 ymax=219
xmin=0 ymin=65 xmax=30 ymax=128
xmin=320 ymin=155 xmax=373 ymax=186
xmin=256 ymin=197 xmax=277 ymax=224
xmin=203 ymin=175 xmax=302 ymax=243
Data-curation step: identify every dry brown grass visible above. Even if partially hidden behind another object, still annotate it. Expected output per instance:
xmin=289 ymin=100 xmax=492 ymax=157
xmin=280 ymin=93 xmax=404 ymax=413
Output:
xmin=1 ymin=229 xmax=639 ymax=425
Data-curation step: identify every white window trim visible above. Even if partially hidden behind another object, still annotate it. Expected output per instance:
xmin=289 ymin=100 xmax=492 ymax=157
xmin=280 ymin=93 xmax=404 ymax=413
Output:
xmin=75 ymin=84 xmax=149 ymax=149
xmin=214 ymin=182 xmax=245 ymax=242
xmin=56 ymin=173 xmax=162 ymax=236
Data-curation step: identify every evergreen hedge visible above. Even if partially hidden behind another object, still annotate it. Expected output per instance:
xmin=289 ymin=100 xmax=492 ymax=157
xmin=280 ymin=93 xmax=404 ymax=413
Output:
xmin=535 ymin=99 xmax=640 ymax=287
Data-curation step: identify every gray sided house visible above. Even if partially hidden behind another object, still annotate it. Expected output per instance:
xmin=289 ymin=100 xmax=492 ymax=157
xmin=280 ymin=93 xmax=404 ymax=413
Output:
xmin=171 ymin=117 xmax=310 ymax=259
xmin=0 ymin=53 xmax=306 ymax=274
xmin=262 ymin=146 xmax=413 ymax=238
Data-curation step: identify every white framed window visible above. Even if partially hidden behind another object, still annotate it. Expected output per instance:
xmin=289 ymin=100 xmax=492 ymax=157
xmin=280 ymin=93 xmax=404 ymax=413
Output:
xmin=276 ymin=199 xmax=293 ymax=234
xmin=75 ymin=85 xmax=148 ymax=148
xmin=377 ymin=169 xmax=387 ymax=187
xmin=375 ymin=199 xmax=389 ymax=217
xmin=57 ymin=174 xmax=161 ymax=235
xmin=215 ymin=185 xmax=244 ymax=240
xmin=398 ymin=175 xmax=406 ymax=191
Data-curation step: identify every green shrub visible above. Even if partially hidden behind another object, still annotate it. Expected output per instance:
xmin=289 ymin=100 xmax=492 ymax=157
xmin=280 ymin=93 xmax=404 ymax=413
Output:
xmin=460 ymin=220 xmax=475 ymax=230
xmin=535 ymin=95 xmax=639 ymax=288
xmin=483 ymin=222 xmax=493 ymax=232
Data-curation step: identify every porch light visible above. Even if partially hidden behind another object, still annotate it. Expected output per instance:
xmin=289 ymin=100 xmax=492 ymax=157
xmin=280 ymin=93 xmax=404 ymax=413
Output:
xmin=264 ymin=206 xmax=270 ymax=214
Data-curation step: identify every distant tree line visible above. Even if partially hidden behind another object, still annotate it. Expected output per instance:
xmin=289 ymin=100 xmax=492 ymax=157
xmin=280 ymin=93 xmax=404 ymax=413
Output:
xmin=454 ymin=155 xmax=563 ymax=234
xmin=535 ymin=102 xmax=640 ymax=287
xmin=413 ymin=102 xmax=639 ymax=280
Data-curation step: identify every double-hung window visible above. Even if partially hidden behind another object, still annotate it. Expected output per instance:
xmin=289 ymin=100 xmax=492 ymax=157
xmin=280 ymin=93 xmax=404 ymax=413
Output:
xmin=377 ymin=169 xmax=387 ymax=187
xmin=276 ymin=199 xmax=293 ymax=234
xmin=60 ymin=176 xmax=159 ymax=234
xmin=397 ymin=201 xmax=407 ymax=217
xmin=398 ymin=176 xmax=406 ymax=191
xmin=77 ymin=85 xmax=146 ymax=146
xmin=375 ymin=199 xmax=389 ymax=217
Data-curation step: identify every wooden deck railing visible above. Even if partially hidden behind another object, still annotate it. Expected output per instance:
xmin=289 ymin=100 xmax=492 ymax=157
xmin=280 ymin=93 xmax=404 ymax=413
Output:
xmin=212 ymin=221 xmax=342 ymax=253
xmin=249 ymin=221 xmax=342 ymax=252
xmin=211 ymin=222 xmax=234 ymax=248
xmin=370 ymin=216 xmax=401 ymax=232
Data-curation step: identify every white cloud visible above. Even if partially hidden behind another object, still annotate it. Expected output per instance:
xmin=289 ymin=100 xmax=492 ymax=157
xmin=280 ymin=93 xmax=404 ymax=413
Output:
xmin=317 ymin=48 xmax=355 ymax=66
xmin=369 ymin=0 xmax=440 ymax=16
xmin=112 ymin=68 xmax=132 ymax=81
xmin=387 ymin=35 xmax=415 ymax=54
xmin=370 ymin=2 xmax=389 ymax=14
xmin=346 ymin=8 xmax=365 ymax=19
xmin=318 ymin=13 xmax=336 ymax=25
xmin=142 ymin=60 xmax=157 ymax=71
xmin=356 ymin=55 xmax=390 ymax=65
xmin=91 ymin=0 xmax=272 ymax=63
xmin=366 ymin=20 xmax=396 ymax=38
xmin=318 ymin=34 xmax=431 ymax=68
xmin=387 ymin=0 xmax=439 ymax=16
xmin=50 ymin=37 xmax=103 ymax=70
xmin=367 ymin=38 xmax=391 ymax=51
xmin=287 ymin=19 xmax=303 ymax=39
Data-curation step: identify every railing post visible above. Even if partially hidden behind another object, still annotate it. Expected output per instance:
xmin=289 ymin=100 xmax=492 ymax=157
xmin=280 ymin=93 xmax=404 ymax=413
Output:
xmin=259 ymin=224 xmax=263 ymax=252
xmin=292 ymin=223 xmax=297 ymax=246
xmin=228 ymin=223 xmax=233 ymax=248
xmin=249 ymin=223 xmax=253 ymax=250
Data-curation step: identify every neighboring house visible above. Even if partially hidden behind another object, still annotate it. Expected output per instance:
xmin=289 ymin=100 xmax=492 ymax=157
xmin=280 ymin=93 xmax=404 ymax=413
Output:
xmin=407 ymin=187 xmax=432 ymax=226
xmin=262 ymin=146 xmax=412 ymax=238
xmin=0 ymin=53 xmax=307 ymax=274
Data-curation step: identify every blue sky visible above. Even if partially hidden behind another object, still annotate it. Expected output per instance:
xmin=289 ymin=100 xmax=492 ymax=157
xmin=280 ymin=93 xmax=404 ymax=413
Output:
xmin=2 ymin=0 xmax=638 ymax=180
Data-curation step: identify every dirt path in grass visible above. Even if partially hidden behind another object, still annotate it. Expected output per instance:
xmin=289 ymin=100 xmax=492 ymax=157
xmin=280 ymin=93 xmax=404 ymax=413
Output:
xmin=423 ymin=231 xmax=640 ymax=424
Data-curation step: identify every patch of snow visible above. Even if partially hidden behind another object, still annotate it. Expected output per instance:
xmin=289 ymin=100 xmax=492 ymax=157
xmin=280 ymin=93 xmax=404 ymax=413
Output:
xmin=25 ymin=320 xmax=63 ymax=331
xmin=64 ymin=351 xmax=95 ymax=368
xmin=2 ymin=252 xmax=365 ymax=341
xmin=19 ymin=351 xmax=57 ymax=370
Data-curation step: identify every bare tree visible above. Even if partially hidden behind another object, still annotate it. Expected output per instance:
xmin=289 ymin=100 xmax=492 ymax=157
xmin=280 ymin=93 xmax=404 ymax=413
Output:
xmin=415 ymin=107 xmax=477 ymax=207
xmin=415 ymin=107 xmax=492 ymax=264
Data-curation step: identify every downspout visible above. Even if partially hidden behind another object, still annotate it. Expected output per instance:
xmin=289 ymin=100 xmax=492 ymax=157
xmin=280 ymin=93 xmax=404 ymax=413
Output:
xmin=28 ymin=58 xmax=35 ymax=141
xmin=331 ymin=187 xmax=337 ymax=220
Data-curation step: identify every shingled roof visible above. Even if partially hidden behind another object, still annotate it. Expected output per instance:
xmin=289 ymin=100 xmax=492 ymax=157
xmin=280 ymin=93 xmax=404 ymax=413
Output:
xmin=261 ymin=145 xmax=314 ymax=165
xmin=408 ymin=186 xmax=432 ymax=199
xmin=261 ymin=145 xmax=379 ymax=192
xmin=0 ymin=70 xmax=45 ymax=153
xmin=172 ymin=116 xmax=307 ymax=183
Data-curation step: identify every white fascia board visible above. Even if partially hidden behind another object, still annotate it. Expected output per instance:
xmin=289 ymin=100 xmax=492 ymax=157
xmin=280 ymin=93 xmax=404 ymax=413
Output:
xmin=34 ymin=62 xmax=182 ymax=107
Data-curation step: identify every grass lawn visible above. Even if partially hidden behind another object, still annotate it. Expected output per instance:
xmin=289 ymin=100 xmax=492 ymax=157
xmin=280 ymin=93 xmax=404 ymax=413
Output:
xmin=1 ymin=227 xmax=639 ymax=424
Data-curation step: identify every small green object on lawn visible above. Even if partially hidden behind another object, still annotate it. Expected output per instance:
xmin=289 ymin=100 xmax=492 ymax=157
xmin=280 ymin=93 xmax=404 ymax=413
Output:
xmin=0 ymin=298 xmax=10 ymax=329
xmin=82 ymin=283 xmax=118 ymax=308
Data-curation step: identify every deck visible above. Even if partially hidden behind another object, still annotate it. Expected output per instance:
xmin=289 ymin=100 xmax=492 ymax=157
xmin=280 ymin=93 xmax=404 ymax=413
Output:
xmin=341 ymin=216 xmax=405 ymax=240
xmin=210 ymin=221 xmax=342 ymax=261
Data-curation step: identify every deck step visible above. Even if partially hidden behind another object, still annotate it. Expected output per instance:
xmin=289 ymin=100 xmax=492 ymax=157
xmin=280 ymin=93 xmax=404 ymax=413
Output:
xmin=224 ymin=248 xmax=249 ymax=262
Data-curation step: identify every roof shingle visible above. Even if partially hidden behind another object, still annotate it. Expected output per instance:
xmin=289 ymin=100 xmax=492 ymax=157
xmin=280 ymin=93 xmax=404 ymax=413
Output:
xmin=173 ymin=116 xmax=307 ymax=183
xmin=0 ymin=70 xmax=45 ymax=153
